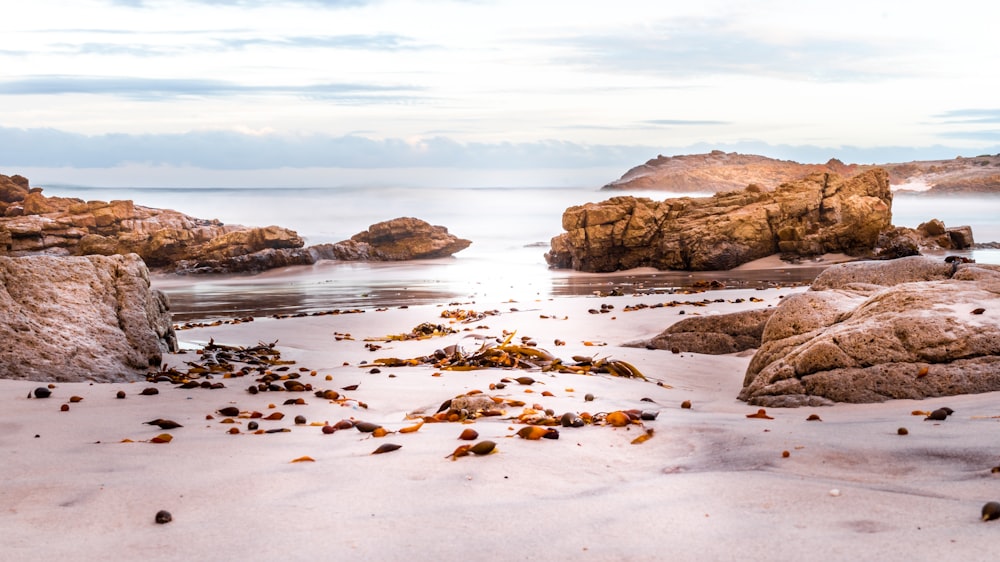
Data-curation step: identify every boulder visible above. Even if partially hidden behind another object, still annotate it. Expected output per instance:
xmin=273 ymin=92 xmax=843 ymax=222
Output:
xmin=739 ymin=256 xmax=1000 ymax=406
xmin=634 ymin=308 xmax=776 ymax=354
xmin=318 ymin=217 xmax=471 ymax=261
xmin=547 ymin=169 xmax=894 ymax=272
xmin=0 ymin=253 xmax=178 ymax=382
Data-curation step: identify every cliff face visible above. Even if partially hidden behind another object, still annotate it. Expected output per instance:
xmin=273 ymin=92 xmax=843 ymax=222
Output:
xmin=547 ymin=170 xmax=894 ymax=272
xmin=0 ymin=253 xmax=176 ymax=382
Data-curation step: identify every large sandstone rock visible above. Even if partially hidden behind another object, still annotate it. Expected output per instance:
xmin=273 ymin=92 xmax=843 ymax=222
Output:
xmin=314 ymin=217 xmax=471 ymax=261
xmin=0 ymin=254 xmax=177 ymax=382
xmin=546 ymin=170 xmax=893 ymax=272
xmin=633 ymin=308 xmax=776 ymax=354
xmin=739 ymin=256 xmax=1000 ymax=407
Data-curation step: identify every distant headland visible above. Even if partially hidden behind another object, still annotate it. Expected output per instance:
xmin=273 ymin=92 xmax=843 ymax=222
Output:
xmin=602 ymin=150 xmax=1000 ymax=195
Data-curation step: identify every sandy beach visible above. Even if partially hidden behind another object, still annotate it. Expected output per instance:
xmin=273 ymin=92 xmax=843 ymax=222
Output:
xmin=3 ymin=278 xmax=999 ymax=561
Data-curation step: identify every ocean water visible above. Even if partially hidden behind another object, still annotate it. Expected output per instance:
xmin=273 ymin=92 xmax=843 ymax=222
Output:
xmin=41 ymin=185 xmax=1000 ymax=322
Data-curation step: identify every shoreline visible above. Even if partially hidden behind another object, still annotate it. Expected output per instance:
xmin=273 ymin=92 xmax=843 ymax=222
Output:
xmin=4 ymin=286 xmax=1000 ymax=560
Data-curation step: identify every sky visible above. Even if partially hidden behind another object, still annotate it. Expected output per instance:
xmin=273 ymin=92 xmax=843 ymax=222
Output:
xmin=2 ymin=0 xmax=1000 ymax=187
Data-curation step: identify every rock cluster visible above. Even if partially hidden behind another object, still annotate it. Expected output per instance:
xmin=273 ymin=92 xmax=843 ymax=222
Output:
xmin=0 ymin=253 xmax=177 ymax=382
xmin=1 ymin=178 xmax=304 ymax=273
xmin=739 ymin=256 xmax=1000 ymax=406
xmin=547 ymin=170 xmax=894 ymax=272
xmin=1 ymin=174 xmax=471 ymax=274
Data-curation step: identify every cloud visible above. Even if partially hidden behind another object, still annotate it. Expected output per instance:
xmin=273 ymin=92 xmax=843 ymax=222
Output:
xmin=934 ymin=109 xmax=1000 ymax=124
xmin=0 ymin=75 xmax=422 ymax=102
xmin=111 ymin=0 xmax=373 ymax=7
xmin=553 ymin=18 xmax=894 ymax=82
xmin=216 ymin=33 xmax=422 ymax=51
xmin=2 ymin=125 xmax=996 ymax=175
xmin=642 ymin=119 xmax=729 ymax=126
xmin=0 ymin=126 xmax=655 ymax=170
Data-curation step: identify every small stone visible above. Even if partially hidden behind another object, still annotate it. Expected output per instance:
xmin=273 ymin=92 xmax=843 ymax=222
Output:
xmin=33 ymin=387 xmax=51 ymax=399
xmin=897 ymin=427 xmax=909 ymax=435
xmin=982 ymin=501 xmax=1000 ymax=522
xmin=116 ymin=390 xmax=126 ymax=399
xmin=584 ymin=393 xmax=594 ymax=402
xmin=829 ymin=489 xmax=841 ymax=497
xmin=294 ymin=415 xmax=307 ymax=425
xmin=681 ymin=400 xmax=692 ymax=409
xmin=155 ymin=510 xmax=172 ymax=524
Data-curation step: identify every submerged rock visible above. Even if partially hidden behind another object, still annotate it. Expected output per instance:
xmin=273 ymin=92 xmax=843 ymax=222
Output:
xmin=739 ymin=256 xmax=1000 ymax=406
xmin=0 ymin=253 xmax=177 ymax=382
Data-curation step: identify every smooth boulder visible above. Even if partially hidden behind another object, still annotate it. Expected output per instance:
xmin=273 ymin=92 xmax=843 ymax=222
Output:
xmin=739 ymin=256 xmax=1000 ymax=406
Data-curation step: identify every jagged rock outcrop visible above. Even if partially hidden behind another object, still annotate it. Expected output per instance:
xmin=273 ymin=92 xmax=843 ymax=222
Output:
xmin=632 ymin=308 xmax=776 ymax=354
xmin=739 ymin=256 xmax=1000 ymax=407
xmin=0 ymin=175 xmax=305 ymax=273
xmin=313 ymin=217 xmax=471 ymax=261
xmin=1 ymin=174 xmax=471 ymax=274
xmin=875 ymin=219 xmax=974 ymax=259
xmin=0 ymin=253 xmax=177 ymax=382
xmin=547 ymin=169 xmax=893 ymax=272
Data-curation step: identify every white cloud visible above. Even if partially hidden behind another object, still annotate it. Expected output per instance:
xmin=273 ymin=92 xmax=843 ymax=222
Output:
xmin=2 ymin=0 xmax=1000 ymax=179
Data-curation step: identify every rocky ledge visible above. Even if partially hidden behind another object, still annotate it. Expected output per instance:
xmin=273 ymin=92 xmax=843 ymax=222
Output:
xmin=0 ymin=174 xmax=470 ymax=274
xmin=547 ymin=169 xmax=972 ymax=273
xmin=0 ymin=253 xmax=177 ymax=382
xmin=739 ymin=256 xmax=1000 ymax=406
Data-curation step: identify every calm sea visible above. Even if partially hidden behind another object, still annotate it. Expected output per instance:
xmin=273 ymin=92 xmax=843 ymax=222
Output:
xmin=41 ymin=185 xmax=1000 ymax=322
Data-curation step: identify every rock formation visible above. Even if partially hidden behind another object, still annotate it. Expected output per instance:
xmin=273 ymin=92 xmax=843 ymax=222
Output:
xmin=602 ymin=150 xmax=1000 ymax=195
xmin=0 ymin=253 xmax=177 ymax=382
xmin=875 ymin=219 xmax=974 ymax=259
xmin=0 ymin=177 xmax=305 ymax=273
xmin=739 ymin=256 xmax=1000 ymax=406
xmin=634 ymin=308 xmax=776 ymax=355
xmin=0 ymin=174 xmax=471 ymax=274
xmin=315 ymin=217 xmax=471 ymax=261
xmin=547 ymin=169 xmax=894 ymax=272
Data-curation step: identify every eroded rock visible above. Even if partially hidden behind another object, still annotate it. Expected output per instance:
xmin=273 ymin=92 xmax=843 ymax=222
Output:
xmin=0 ymin=253 xmax=177 ymax=382
xmin=635 ymin=308 xmax=776 ymax=354
xmin=739 ymin=256 xmax=1000 ymax=406
xmin=315 ymin=217 xmax=471 ymax=261
xmin=547 ymin=170 xmax=894 ymax=272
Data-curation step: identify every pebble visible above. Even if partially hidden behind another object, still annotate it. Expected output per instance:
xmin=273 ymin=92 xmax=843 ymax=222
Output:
xmin=33 ymin=387 xmax=51 ymax=399
xmin=155 ymin=510 xmax=172 ymax=524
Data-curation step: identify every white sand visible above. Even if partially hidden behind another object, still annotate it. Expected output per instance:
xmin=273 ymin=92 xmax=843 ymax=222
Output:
xmin=3 ymin=285 xmax=999 ymax=561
